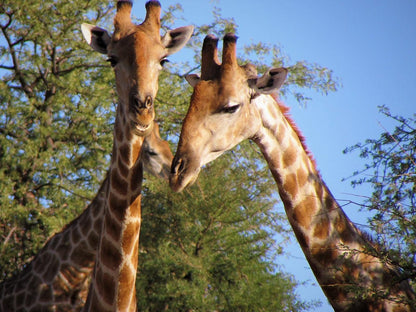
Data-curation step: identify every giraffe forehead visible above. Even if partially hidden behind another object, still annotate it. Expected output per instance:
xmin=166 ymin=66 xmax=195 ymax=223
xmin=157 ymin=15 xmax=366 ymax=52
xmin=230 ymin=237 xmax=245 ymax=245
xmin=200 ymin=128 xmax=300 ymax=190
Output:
xmin=188 ymin=81 xmax=219 ymax=112
xmin=110 ymin=28 xmax=165 ymax=64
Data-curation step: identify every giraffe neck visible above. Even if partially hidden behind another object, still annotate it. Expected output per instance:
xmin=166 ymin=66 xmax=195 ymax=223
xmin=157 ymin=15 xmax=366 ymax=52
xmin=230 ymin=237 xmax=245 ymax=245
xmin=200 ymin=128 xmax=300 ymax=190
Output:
xmin=0 ymin=121 xmax=167 ymax=311
xmin=84 ymin=111 xmax=144 ymax=312
xmin=0 ymin=179 xmax=108 ymax=311
xmin=251 ymin=95 xmax=414 ymax=311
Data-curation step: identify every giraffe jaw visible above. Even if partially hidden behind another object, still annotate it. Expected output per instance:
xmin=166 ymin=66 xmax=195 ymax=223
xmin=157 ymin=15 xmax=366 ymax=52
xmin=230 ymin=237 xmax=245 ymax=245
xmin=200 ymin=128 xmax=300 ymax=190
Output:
xmin=131 ymin=120 xmax=153 ymax=136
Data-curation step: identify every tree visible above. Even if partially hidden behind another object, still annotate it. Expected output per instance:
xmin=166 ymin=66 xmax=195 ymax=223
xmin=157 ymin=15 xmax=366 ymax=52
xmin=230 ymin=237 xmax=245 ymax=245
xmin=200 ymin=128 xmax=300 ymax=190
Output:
xmin=344 ymin=106 xmax=416 ymax=290
xmin=0 ymin=0 xmax=115 ymax=278
xmin=0 ymin=0 xmax=337 ymax=309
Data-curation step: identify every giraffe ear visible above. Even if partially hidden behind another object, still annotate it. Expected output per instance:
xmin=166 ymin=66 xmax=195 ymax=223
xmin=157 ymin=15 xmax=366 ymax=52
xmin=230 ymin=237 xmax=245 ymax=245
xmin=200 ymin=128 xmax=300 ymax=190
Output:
xmin=185 ymin=74 xmax=201 ymax=87
xmin=249 ymin=67 xmax=288 ymax=94
xmin=81 ymin=23 xmax=111 ymax=54
xmin=162 ymin=25 xmax=194 ymax=56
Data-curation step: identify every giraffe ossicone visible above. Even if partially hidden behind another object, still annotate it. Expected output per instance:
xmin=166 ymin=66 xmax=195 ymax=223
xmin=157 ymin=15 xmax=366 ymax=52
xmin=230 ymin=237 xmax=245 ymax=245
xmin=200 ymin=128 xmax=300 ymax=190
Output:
xmin=170 ymin=33 xmax=415 ymax=311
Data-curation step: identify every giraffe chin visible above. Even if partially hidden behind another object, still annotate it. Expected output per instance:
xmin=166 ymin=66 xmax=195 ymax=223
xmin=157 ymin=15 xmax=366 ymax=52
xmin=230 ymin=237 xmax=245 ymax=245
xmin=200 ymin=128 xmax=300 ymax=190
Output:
xmin=131 ymin=120 xmax=153 ymax=136
xmin=170 ymin=170 xmax=199 ymax=193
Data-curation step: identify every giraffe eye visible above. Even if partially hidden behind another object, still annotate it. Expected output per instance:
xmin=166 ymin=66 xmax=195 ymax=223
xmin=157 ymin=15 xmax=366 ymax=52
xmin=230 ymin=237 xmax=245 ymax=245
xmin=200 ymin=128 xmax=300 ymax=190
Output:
xmin=160 ymin=58 xmax=169 ymax=67
xmin=146 ymin=149 xmax=158 ymax=156
xmin=106 ymin=57 xmax=118 ymax=67
xmin=221 ymin=104 xmax=240 ymax=114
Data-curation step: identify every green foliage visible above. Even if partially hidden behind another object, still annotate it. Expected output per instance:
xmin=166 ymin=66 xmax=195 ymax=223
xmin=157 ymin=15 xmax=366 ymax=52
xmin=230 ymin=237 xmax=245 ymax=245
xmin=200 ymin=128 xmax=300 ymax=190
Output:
xmin=344 ymin=105 xmax=416 ymax=289
xmin=138 ymin=155 xmax=314 ymax=311
xmin=0 ymin=0 xmax=115 ymax=278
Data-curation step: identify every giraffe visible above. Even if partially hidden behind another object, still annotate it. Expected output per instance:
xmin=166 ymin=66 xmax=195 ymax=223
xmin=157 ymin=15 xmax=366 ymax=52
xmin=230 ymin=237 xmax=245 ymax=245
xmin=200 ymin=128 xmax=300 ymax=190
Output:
xmin=82 ymin=1 xmax=193 ymax=311
xmin=169 ymin=34 xmax=416 ymax=311
xmin=0 ymin=121 xmax=174 ymax=312
xmin=80 ymin=1 xmax=192 ymax=311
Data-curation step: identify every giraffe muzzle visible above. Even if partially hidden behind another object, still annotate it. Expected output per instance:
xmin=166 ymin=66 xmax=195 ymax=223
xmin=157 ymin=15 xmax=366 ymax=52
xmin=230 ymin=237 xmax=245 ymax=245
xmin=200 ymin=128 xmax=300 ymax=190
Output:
xmin=170 ymin=156 xmax=185 ymax=176
xmin=169 ymin=155 xmax=201 ymax=192
xmin=131 ymin=94 xmax=153 ymax=114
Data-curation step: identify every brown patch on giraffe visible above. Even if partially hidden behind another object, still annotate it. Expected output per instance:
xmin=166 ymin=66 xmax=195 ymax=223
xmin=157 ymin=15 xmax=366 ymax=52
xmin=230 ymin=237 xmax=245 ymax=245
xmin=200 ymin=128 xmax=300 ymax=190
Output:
xmin=25 ymin=277 xmax=40 ymax=306
xmin=282 ymin=144 xmax=297 ymax=168
xmin=71 ymin=227 xmax=81 ymax=244
xmin=283 ymin=173 xmax=298 ymax=199
xmin=311 ymin=242 xmax=338 ymax=265
xmin=121 ymin=222 xmax=140 ymax=257
xmin=314 ymin=179 xmax=324 ymax=202
xmin=115 ymin=119 xmax=124 ymax=143
xmin=130 ymin=163 xmax=143 ymax=194
xmin=93 ymin=218 xmax=102 ymax=237
xmin=324 ymin=193 xmax=337 ymax=212
xmin=111 ymin=169 xmax=128 ymax=196
xmin=91 ymin=196 xmax=102 ymax=215
xmin=70 ymin=241 xmax=93 ymax=267
xmin=99 ymin=270 xmax=116 ymax=305
xmin=293 ymin=196 xmax=316 ymax=230
xmin=16 ymin=275 xmax=27 ymax=292
xmin=100 ymin=236 xmax=122 ymax=270
xmin=334 ymin=213 xmax=356 ymax=244
xmin=15 ymin=291 xmax=25 ymax=307
xmin=276 ymin=123 xmax=286 ymax=145
xmin=2 ymin=294 xmax=14 ymax=310
xmin=109 ymin=192 xmax=128 ymax=221
xmin=296 ymin=166 xmax=309 ymax=188
xmin=62 ymin=230 xmax=71 ymax=249
xmin=118 ymin=155 xmax=129 ymax=177
xmin=313 ymin=216 xmax=330 ymax=240
xmin=111 ymin=146 xmax=118 ymax=166
xmin=90 ymin=291 xmax=109 ymax=311
xmin=79 ymin=213 xmax=92 ymax=237
xmin=118 ymin=265 xmax=135 ymax=311
xmin=88 ymin=229 xmax=99 ymax=247
xmin=125 ymin=125 xmax=133 ymax=142
xmin=43 ymin=255 xmax=60 ymax=283
xmin=104 ymin=210 xmax=122 ymax=242
xmin=39 ymin=286 xmax=53 ymax=303
xmin=33 ymin=252 xmax=51 ymax=273
xmin=119 ymin=143 xmax=131 ymax=165
xmin=321 ymin=284 xmax=347 ymax=309
xmin=341 ymin=262 xmax=359 ymax=280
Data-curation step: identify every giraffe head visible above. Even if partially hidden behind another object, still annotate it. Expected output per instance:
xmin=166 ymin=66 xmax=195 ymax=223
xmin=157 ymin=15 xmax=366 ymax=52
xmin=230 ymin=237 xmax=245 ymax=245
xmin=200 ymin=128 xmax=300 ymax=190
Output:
xmin=170 ymin=34 xmax=287 ymax=192
xmin=142 ymin=121 xmax=173 ymax=180
xmin=82 ymin=0 xmax=193 ymax=136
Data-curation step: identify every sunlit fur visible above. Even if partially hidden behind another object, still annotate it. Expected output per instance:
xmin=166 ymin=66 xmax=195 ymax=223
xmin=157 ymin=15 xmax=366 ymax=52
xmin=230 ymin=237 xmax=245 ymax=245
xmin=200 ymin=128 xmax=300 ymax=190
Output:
xmin=83 ymin=1 xmax=191 ymax=311
xmin=170 ymin=34 xmax=415 ymax=311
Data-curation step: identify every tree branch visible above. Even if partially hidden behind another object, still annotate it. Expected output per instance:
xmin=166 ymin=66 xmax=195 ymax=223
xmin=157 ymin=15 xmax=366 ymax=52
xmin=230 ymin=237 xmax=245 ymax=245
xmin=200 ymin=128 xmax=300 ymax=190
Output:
xmin=0 ymin=14 xmax=32 ymax=96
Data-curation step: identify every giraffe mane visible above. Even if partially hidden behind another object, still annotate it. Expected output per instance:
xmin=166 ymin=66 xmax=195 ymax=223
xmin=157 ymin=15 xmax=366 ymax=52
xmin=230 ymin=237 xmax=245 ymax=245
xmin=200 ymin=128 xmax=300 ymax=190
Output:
xmin=271 ymin=95 xmax=391 ymax=255
xmin=271 ymin=94 xmax=318 ymax=171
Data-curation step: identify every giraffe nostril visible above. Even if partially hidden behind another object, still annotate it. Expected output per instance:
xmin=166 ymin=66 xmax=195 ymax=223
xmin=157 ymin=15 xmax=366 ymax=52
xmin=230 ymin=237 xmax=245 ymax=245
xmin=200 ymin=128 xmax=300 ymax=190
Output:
xmin=130 ymin=94 xmax=154 ymax=113
xmin=171 ymin=157 xmax=185 ymax=175
xmin=144 ymin=95 xmax=153 ymax=109
xmin=131 ymin=95 xmax=140 ymax=110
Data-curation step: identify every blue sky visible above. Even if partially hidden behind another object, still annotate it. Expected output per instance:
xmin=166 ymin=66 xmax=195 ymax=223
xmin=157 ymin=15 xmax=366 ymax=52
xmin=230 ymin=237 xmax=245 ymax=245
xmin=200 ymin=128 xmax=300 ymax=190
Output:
xmin=136 ymin=1 xmax=415 ymax=310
